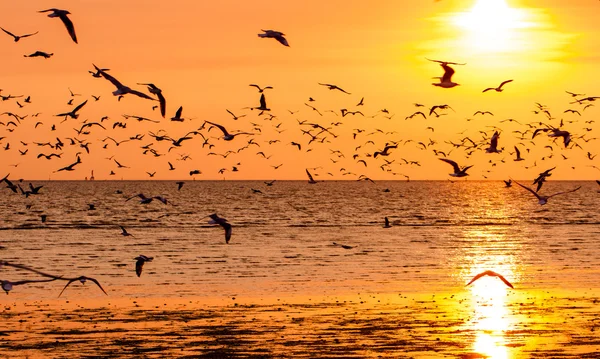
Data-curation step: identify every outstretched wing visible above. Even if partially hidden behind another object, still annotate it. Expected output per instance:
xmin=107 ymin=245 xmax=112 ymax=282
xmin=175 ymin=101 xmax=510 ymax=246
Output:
xmin=438 ymin=158 xmax=460 ymax=173
xmin=499 ymin=79 xmax=513 ymax=89
xmin=306 ymin=169 xmax=315 ymax=182
xmin=59 ymin=14 xmax=77 ymax=43
xmin=548 ymin=186 xmax=582 ymax=199
xmin=0 ymin=27 xmax=16 ymax=38
xmin=72 ymin=100 xmax=88 ymax=113
xmin=440 ymin=63 xmax=455 ymax=83
xmin=513 ymin=180 xmax=542 ymax=200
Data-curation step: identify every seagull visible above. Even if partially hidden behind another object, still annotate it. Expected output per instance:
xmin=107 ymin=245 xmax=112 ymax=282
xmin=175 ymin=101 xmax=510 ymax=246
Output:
xmin=56 ymin=100 xmax=87 ymax=119
xmin=504 ymin=179 xmax=512 ymax=188
xmin=176 ymin=181 xmax=185 ymax=191
xmin=513 ymin=146 xmax=524 ymax=161
xmin=258 ymin=29 xmax=289 ymax=47
xmin=467 ymin=270 xmax=514 ymax=288
xmin=171 ymin=106 xmax=184 ymax=121
xmin=332 ymin=242 xmax=354 ymax=250
xmin=1 ymin=27 xmax=39 ymax=42
xmin=428 ymin=58 xmax=465 ymax=88
xmin=138 ymin=83 xmax=166 ymax=117
xmin=120 ymin=226 xmax=133 ymax=237
xmin=205 ymin=121 xmax=252 ymax=141
xmin=93 ymin=64 xmax=154 ymax=100
xmin=58 ymin=276 xmax=108 ymax=297
xmin=24 ymin=51 xmax=53 ymax=59
xmin=251 ymin=93 xmax=270 ymax=112
xmin=485 ymin=131 xmax=501 ymax=153
xmin=318 ymin=83 xmax=351 ymax=94
xmin=208 ymin=214 xmax=232 ymax=244
xmin=226 ymin=109 xmax=246 ymax=120
xmin=39 ymin=8 xmax=77 ymax=43
xmin=483 ymin=80 xmax=513 ymax=93
xmin=134 ymin=255 xmax=153 ymax=277
xmin=249 ymin=84 xmax=273 ymax=93
xmin=306 ymin=169 xmax=318 ymax=184
xmin=383 ymin=217 xmax=392 ymax=228
xmin=548 ymin=129 xmax=572 ymax=148
xmin=513 ymin=180 xmax=581 ymax=205
xmin=126 ymin=193 xmax=167 ymax=205
xmin=439 ymin=158 xmax=472 ymax=177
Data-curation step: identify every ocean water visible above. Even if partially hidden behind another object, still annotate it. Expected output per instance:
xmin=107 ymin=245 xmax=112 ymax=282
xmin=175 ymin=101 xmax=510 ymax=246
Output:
xmin=0 ymin=180 xmax=598 ymax=300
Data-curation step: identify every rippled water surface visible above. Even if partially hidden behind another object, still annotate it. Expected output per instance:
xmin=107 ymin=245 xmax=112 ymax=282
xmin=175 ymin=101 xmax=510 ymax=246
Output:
xmin=1 ymin=180 xmax=598 ymax=299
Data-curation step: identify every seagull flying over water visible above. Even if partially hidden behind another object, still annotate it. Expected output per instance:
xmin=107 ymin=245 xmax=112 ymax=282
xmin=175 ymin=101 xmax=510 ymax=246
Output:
xmin=39 ymin=8 xmax=77 ymax=44
xmin=439 ymin=158 xmax=472 ymax=177
xmin=467 ymin=270 xmax=514 ymax=288
xmin=134 ymin=255 xmax=153 ymax=277
xmin=208 ymin=214 xmax=232 ymax=244
xmin=258 ymin=29 xmax=289 ymax=47
xmin=513 ymin=180 xmax=581 ymax=205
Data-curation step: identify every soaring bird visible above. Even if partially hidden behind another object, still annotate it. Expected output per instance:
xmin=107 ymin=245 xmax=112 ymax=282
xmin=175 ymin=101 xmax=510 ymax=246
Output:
xmin=383 ymin=217 xmax=392 ymax=228
xmin=439 ymin=158 xmax=472 ymax=177
xmin=483 ymin=80 xmax=513 ymax=93
xmin=258 ymin=29 xmax=289 ymax=47
xmin=138 ymin=83 xmax=166 ymax=117
xmin=513 ymin=146 xmax=524 ymax=162
xmin=485 ymin=131 xmax=501 ymax=153
xmin=428 ymin=58 xmax=465 ymax=88
xmin=39 ymin=8 xmax=77 ymax=43
xmin=249 ymin=84 xmax=273 ymax=93
xmin=467 ymin=270 xmax=514 ymax=288
xmin=56 ymin=100 xmax=87 ymax=119
xmin=208 ymin=214 xmax=232 ymax=244
xmin=513 ymin=180 xmax=581 ymax=205
xmin=134 ymin=255 xmax=153 ymax=277
xmin=1 ymin=27 xmax=39 ymax=42
xmin=205 ymin=121 xmax=252 ymax=141
xmin=306 ymin=169 xmax=318 ymax=184
xmin=24 ymin=51 xmax=53 ymax=59
xmin=58 ymin=276 xmax=107 ymax=297
xmin=120 ymin=226 xmax=133 ymax=237
xmin=93 ymin=64 xmax=154 ymax=100
xmin=170 ymin=106 xmax=184 ymax=122
xmin=318 ymin=83 xmax=351 ymax=94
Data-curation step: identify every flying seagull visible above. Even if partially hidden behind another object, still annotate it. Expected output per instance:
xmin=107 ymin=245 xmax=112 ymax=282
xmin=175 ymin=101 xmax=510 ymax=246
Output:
xmin=467 ymin=270 xmax=514 ymax=288
xmin=58 ymin=276 xmax=107 ymax=297
xmin=56 ymin=100 xmax=87 ymax=119
xmin=249 ymin=84 xmax=273 ymax=93
xmin=39 ymin=8 xmax=77 ymax=43
xmin=483 ymin=80 xmax=513 ymax=93
xmin=208 ymin=214 xmax=232 ymax=244
xmin=513 ymin=180 xmax=581 ymax=205
xmin=306 ymin=169 xmax=318 ymax=184
xmin=427 ymin=58 xmax=465 ymax=88
xmin=134 ymin=255 xmax=153 ymax=277
xmin=205 ymin=121 xmax=252 ymax=141
xmin=258 ymin=29 xmax=289 ymax=47
xmin=93 ymin=64 xmax=154 ymax=100
xmin=439 ymin=158 xmax=472 ymax=177
xmin=0 ymin=27 xmax=39 ymax=42
xmin=318 ymin=83 xmax=351 ymax=94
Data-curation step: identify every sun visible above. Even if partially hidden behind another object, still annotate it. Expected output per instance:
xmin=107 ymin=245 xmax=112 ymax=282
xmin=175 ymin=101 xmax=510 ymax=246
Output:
xmin=453 ymin=0 xmax=529 ymax=53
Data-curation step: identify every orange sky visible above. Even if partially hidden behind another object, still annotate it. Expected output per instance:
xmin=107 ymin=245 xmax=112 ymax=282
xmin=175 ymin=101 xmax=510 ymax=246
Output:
xmin=0 ymin=0 xmax=598 ymax=180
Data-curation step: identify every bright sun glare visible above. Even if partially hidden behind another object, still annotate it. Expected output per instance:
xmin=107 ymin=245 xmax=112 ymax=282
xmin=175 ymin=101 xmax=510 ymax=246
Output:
xmin=454 ymin=0 xmax=529 ymax=53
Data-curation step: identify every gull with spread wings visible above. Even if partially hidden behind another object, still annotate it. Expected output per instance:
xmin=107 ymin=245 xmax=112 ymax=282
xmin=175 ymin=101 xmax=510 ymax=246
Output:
xmin=483 ymin=80 xmax=513 ymax=93
xmin=205 ymin=121 xmax=253 ymax=141
xmin=467 ymin=270 xmax=514 ymax=288
xmin=1 ymin=27 xmax=39 ymax=42
xmin=439 ymin=158 xmax=472 ymax=177
xmin=513 ymin=179 xmax=581 ymax=205
xmin=39 ymin=8 xmax=77 ymax=43
xmin=428 ymin=58 xmax=465 ymax=88
xmin=93 ymin=64 xmax=154 ymax=100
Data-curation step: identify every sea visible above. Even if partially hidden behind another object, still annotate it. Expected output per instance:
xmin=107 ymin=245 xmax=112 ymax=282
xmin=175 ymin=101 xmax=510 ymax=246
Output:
xmin=0 ymin=180 xmax=598 ymax=300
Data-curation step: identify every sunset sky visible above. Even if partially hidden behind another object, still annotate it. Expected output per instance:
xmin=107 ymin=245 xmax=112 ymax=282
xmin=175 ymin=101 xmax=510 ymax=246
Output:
xmin=0 ymin=0 xmax=598 ymax=180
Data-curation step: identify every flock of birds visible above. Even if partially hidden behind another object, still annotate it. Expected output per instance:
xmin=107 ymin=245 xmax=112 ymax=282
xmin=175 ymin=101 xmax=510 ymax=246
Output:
xmin=1 ymin=7 xmax=599 ymax=295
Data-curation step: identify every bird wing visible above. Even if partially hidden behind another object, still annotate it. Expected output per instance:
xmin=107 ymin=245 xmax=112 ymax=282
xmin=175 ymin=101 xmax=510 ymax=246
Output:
xmin=59 ymin=13 xmax=77 ymax=43
xmin=72 ymin=100 xmax=88 ymax=113
xmin=206 ymin=121 xmax=228 ymax=136
xmin=494 ymin=272 xmax=514 ymax=288
xmin=547 ymin=186 xmax=582 ymax=199
xmin=466 ymin=271 xmax=489 ymax=286
xmin=174 ymin=106 xmax=183 ymax=118
xmin=499 ymin=79 xmax=513 ymax=88
xmin=514 ymin=146 xmax=521 ymax=158
xmin=157 ymin=93 xmax=166 ymax=118
xmin=306 ymin=169 xmax=315 ymax=182
xmin=223 ymin=222 xmax=232 ymax=244
xmin=0 ymin=27 xmax=16 ymax=38
xmin=482 ymin=88 xmax=494 ymax=93
xmin=513 ymin=180 xmax=541 ymax=200
xmin=21 ymin=31 xmax=39 ymax=38
xmin=87 ymin=277 xmax=108 ymax=295
xmin=596 ymin=180 xmax=600 ymax=186
xmin=438 ymin=158 xmax=460 ymax=173
xmin=58 ymin=278 xmax=77 ymax=297
xmin=98 ymin=69 xmax=125 ymax=90
xmin=135 ymin=259 xmax=143 ymax=277
xmin=274 ymin=35 xmax=289 ymax=47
